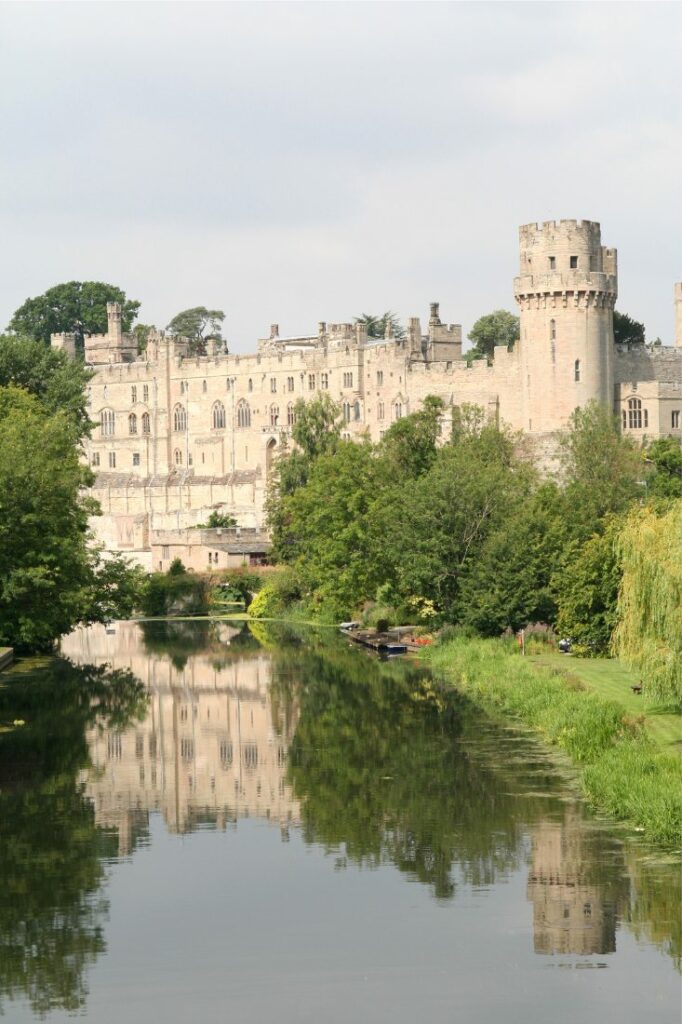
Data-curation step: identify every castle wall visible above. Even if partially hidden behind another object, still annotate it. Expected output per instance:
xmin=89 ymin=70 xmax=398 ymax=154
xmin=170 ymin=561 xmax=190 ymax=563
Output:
xmin=54 ymin=221 xmax=681 ymax=558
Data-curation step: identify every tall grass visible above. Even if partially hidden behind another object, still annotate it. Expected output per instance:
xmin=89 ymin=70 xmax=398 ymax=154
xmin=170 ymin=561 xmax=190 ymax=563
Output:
xmin=426 ymin=637 xmax=682 ymax=848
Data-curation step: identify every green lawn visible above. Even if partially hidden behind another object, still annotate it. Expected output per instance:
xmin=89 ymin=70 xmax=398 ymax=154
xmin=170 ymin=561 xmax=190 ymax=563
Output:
xmin=531 ymin=652 xmax=682 ymax=753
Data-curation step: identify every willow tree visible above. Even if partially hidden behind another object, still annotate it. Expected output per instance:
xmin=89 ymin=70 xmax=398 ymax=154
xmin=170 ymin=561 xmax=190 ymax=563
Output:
xmin=613 ymin=503 xmax=682 ymax=704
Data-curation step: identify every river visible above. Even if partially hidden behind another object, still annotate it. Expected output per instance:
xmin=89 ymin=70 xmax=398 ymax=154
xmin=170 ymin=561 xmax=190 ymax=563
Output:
xmin=0 ymin=619 xmax=678 ymax=1022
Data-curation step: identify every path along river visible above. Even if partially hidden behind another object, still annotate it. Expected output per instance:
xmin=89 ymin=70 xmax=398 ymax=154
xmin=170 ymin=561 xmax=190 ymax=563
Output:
xmin=0 ymin=620 xmax=679 ymax=1023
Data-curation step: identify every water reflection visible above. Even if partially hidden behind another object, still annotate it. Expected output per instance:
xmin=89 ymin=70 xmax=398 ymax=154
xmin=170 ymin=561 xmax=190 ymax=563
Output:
xmin=0 ymin=620 xmax=678 ymax=1020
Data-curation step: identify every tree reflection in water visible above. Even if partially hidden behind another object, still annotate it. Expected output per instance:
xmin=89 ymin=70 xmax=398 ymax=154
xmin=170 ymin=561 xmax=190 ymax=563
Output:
xmin=0 ymin=658 xmax=148 ymax=1016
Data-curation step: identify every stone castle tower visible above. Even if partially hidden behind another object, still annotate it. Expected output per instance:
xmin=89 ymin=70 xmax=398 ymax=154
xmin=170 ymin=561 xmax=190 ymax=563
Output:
xmin=514 ymin=220 xmax=617 ymax=433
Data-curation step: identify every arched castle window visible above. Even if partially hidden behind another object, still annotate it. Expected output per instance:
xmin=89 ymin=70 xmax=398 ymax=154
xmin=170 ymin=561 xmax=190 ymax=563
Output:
xmin=226 ymin=377 xmax=231 ymax=391
xmin=237 ymin=400 xmax=251 ymax=428
xmin=628 ymin=397 xmax=642 ymax=429
xmin=202 ymin=380 xmax=207 ymax=394
xmin=128 ymin=413 xmax=137 ymax=435
xmin=270 ymin=405 xmax=279 ymax=427
xmin=247 ymin=378 xmax=253 ymax=392
xmin=141 ymin=413 xmax=150 ymax=434
xmin=287 ymin=402 xmax=296 ymax=426
xmin=173 ymin=404 xmax=187 ymax=432
xmin=212 ymin=402 xmax=226 ymax=429
xmin=574 ymin=359 xmax=581 ymax=383
xmin=394 ymin=400 xmax=403 ymax=420
xmin=100 ymin=409 xmax=115 ymax=436
xmin=550 ymin=319 xmax=556 ymax=341
xmin=174 ymin=449 xmax=183 ymax=466
xmin=342 ymin=401 xmax=351 ymax=423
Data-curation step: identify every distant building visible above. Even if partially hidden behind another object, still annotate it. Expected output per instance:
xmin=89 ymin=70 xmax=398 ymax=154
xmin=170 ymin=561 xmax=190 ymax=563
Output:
xmin=52 ymin=220 xmax=682 ymax=567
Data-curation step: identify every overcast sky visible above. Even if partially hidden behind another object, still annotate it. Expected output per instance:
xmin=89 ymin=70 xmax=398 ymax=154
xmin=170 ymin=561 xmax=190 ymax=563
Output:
xmin=0 ymin=1 xmax=680 ymax=350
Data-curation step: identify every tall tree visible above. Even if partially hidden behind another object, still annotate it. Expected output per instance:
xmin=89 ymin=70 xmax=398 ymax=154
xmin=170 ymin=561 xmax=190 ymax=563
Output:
xmin=645 ymin=438 xmax=682 ymax=499
xmin=0 ymin=386 xmax=141 ymax=651
xmin=467 ymin=310 xmax=519 ymax=361
xmin=379 ymin=395 xmax=444 ymax=478
xmin=8 ymin=282 xmax=140 ymax=349
xmin=613 ymin=311 xmax=645 ymax=346
xmin=354 ymin=312 xmax=405 ymax=340
xmin=0 ymin=335 xmax=92 ymax=438
xmin=166 ymin=306 xmax=225 ymax=354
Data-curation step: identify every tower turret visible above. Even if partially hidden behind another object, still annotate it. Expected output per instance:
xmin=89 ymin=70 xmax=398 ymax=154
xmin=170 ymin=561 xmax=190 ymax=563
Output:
xmin=514 ymin=220 xmax=617 ymax=433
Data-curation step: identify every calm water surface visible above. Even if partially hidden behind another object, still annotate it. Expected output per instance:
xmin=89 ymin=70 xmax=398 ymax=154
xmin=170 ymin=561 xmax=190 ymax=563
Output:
xmin=0 ymin=620 xmax=679 ymax=1023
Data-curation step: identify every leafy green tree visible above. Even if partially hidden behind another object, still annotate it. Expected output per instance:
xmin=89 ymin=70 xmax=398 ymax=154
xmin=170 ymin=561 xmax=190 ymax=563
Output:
xmin=131 ymin=322 xmax=154 ymax=354
xmin=646 ymin=438 xmax=682 ymax=498
xmin=354 ymin=311 xmax=405 ymax=339
xmin=559 ymin=401 xmax=643 ymax=529
xmin=459 ymin=484 xmax=561 ymax=635
xmin=0 ymin=386 xmax=141 ymax=651
xmin=8 ymin=281 xmax=140 ymax=349
xmin=467 ymin=310 xmax=519 ymax=361
xmin=614 ymin=502 xmax=682 ymax=704
xmin=166 ymin=306 xmax=225 ymax=354
xmin=613 ymin=311 xmax=645 ymax=346
xmin=554 ymin=520 xmax=623 ymax=654
xmin=379 ymin=395 xmax=444 ymax=478
xmin=0 ymin=334 xmax=93 ymax=437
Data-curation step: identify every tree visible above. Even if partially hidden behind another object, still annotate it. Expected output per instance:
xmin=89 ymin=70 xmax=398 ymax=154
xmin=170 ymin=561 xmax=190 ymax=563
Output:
xmin=131 ymin=323 xmax=154 ymax=354
xmin=0 ymin=334 xmax=93 ymax=438
xmin=166 ymin=306 xmax=225 ymax=354
xmin=558 ymin=402 xmax=643 ymax=529
xmin=467 ymin=310 xmax=519 ymax=361
xmin=613 ymin=311 xmax=645 ymax=346
xmin=646 ymin=438 xmax=682 ymax=499
xmin=614 ymin=502 xmax=682 ymax=704
xmin=379 ymin=395 xmax=444 ymax=478
xmin=554 ymin=520 xmax=623 ymax=654
xmin=0 ymin=386 xmax=141 ymax=651
xmin=354 ymin=311 xmax=405 ymax=340
xmin=8 ymin=282 xmax=140 ymax=349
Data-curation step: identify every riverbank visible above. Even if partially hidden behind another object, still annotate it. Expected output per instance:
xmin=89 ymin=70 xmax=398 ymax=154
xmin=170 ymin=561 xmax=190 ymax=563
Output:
xmin=425 ymin=637 xmax=682 ymax=849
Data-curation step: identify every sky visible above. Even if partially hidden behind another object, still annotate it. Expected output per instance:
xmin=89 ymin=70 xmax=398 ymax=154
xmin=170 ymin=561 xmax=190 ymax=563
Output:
xmin=0 ymin=1 xmax=680 ymax=351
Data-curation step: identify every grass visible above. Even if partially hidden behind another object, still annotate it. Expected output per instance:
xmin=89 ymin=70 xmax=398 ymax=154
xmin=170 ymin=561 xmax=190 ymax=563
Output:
xmin=532 ymin=653 xmax=682 ymax=752
xmin=425 ymin=637 xmax=682 ymax=850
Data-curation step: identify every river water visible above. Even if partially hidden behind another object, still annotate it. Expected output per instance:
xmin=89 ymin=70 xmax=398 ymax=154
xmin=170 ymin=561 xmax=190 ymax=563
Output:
xmin=0 ymin=620 xmax=678 ymax=1023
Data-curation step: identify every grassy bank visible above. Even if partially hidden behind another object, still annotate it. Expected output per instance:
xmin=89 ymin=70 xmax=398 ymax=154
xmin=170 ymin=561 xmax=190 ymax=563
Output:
xmin=426 ymin=637 xmax=682 ymax=849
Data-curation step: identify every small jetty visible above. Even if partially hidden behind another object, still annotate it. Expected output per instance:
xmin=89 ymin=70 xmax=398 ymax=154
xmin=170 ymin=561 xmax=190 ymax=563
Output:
xmin=339 ymin=624 xmax=428 ymax=656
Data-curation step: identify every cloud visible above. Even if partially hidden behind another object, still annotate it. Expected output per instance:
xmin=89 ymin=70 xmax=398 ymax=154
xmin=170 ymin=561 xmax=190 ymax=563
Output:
xmin=0 ymin=2 xmax=679 ymax=345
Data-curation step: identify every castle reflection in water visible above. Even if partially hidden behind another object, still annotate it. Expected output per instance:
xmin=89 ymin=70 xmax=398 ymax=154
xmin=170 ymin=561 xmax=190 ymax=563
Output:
xmin=62 ymin=621 xmax=300 ymax=855
xmin=62 ymin=621 xmax=619 ymax=957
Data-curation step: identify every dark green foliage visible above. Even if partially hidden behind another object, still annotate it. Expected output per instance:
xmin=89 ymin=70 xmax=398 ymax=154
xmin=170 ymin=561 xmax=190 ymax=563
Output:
xmin=613 ymin=310 xmax=645 ymax=346
xmin=379 ymin=395 xmax=444 ymax=477
xmin=467 ymin=309 xmax=519 ymax=360
xmin=646 ymin=438 xmax=682 ymax=498
xmin=0 ymin=334 xmax=93 ymax=437
xmin=0 ymin=387 xmax=142 ymax=651
xmin=8 ymin=281 xmax=140 ymax=350
xmin=166 ymin=307 xmax=225 ymax=355
xmin=198 ymin=510 xmax=238 ymax=528
xmin=554 ymin=522 xmax=623 ymax=654
xmin=139 ymin=564 xmax=210 ymax=617
xmin=354 ymin=311 xmax=405 ymax=340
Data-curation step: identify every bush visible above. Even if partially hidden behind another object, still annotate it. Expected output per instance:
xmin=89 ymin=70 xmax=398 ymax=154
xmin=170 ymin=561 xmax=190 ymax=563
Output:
xmin=248 ymin=568 xmax=302 ymax=619
xmin=140 ymin=567 xmax=210 ymax=617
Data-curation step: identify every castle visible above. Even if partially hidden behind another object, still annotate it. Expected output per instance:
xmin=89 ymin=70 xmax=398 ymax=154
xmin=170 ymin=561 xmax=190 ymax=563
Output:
xmin=51 ymin=220 xmax=682 ymax=570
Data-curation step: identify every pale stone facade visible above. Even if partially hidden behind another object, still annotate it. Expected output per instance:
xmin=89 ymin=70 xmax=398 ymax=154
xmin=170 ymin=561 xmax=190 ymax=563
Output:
xmin=63 ymin=621 xmax=300 ymax=853
xmin=52 ymin=221 xmax=682 ymax=564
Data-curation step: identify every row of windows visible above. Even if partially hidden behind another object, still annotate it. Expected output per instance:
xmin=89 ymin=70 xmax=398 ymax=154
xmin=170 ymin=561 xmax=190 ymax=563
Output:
xmin=620 ymin=400 xmax=681 ymax=431
xmin=173 ymin=370 xmax=357 ymax=396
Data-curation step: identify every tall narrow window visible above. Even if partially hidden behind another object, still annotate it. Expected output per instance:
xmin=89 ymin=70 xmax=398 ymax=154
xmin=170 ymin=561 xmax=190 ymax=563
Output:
xmin=627 ymin=397 xmax=642 ymax=429
xmin=108 ymin=451 xmax=116 ymax=468
xmin=101 ymin=409 xmax=115 ymax=436
xmin=394 ymin=401 xmax=403 ymax=420
xmin=91 ymin=452 xmax=100 ymax=467
xmin=287 ymin=376 xmax=294 ymax=392
xmin=308 ymin=373 xmax=316 ymax=391
xmin=212 ymin=402 xmax=226 ymax=429
xmin=174 ymin=448 xmax=183 ymax=465
xmin=287 ymin=402 xmax=295 ymax=426
xmin=202 ymin=380 xmax=207 ymax=393
xmin=342 ymin=402 xmax=351 ymax=423
xmin=248 ymin=378 xmax=253 ymax=392
xmin=143 ymin=384 xmax=149 ymax=403
xmin=353 ymin=400 xmax=361 ymax=422
xmin=321 ymin=372 xmax=329 ymax=390
xmin=237 ymin=400 xmax=251 ymax=428
xmin=270 ymin=378 xmax=277 ymax=393
xmin=574 ymin=359 xmax=581 ymax=382
xmin=270 ymin=405 xmax=279 ymax=427
xmin=550 ymin=319 xmax=556 ymax=340
xmin=548 ymin=256 xmax=556 ymax=271
xmin=128 ymin=413 xmax=137 ymax=434
xmin=570 ymin=255 xmax=578 ymax=269
xmin=643 ymin=409 xmax=648 ymax=429
xmin=377 ymin=370 xmax=384 ymax=386
xmin=141 ymin=412 xmax=150 ymax=434
xmin=622 ymin=410 xmax=627 ymax=429
xmin=131 ymin=385 xmax=137 ymax=404
xmin=173 ymin=404 xmax=187 ymax=431
xmin=672 ymin=411 xmax=680 ymax=429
